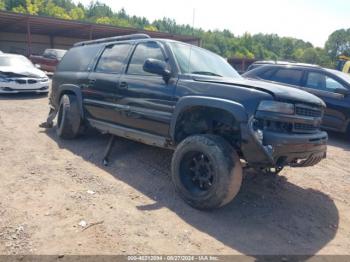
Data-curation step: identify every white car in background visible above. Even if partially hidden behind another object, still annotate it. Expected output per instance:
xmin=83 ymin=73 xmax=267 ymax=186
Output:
xmin=0 ymin=53 xmax=49 ymax=94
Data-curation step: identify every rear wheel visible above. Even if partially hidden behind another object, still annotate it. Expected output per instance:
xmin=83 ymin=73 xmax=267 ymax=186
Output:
xmin=171 ymin=134 xmax=242 ymax=210
xmin=56 ymin=94 xmax=81 ymax=139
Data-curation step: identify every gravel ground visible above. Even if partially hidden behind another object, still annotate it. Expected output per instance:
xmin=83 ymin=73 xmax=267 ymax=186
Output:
xmin=0 ymin=93 xmax=349 ymax=256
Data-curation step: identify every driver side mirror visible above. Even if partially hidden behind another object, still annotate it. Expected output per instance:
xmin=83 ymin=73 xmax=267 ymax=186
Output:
xmin=143 ymin=58 xmax=171 ymax=82
xmin=334 ymin=86 xmax=349 ymax=96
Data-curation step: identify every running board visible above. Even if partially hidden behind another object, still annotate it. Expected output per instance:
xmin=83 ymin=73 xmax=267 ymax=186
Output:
xmin=87 ymin=118 xmax=173 ymax=149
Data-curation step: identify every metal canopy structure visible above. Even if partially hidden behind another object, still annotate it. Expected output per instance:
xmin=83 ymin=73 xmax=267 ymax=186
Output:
xmin=0 ymin=11 xmax=201 ymax=55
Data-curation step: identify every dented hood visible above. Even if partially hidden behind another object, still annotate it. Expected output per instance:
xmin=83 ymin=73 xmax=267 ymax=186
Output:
xmin=0 ymin=66 xmax=46 ymax=78
xmin=193 ymin=76 xmax=325 ymax=107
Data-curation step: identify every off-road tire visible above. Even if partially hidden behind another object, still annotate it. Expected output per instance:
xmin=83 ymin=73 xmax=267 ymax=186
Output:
xmin=171 ymin=134 xmax=242 ymax=210
xmin=56 ymin=94 xmax=81 ymax=139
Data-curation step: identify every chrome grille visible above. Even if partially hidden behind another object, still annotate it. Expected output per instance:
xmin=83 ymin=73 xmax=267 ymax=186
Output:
xmin=296 ymin=106 xmax=322 ymax=117
xmin=256 ymin=103 xmax=323 ymax=134
xmin=15 ymin=79 xmax=26 ymax=84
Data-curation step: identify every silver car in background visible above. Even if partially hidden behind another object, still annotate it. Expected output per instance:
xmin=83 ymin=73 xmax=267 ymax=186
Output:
xmin=0 ymin=54 xmax=49 ymax=94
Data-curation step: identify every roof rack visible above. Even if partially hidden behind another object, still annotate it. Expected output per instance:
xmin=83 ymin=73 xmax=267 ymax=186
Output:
xmin=74 ymin=33 xmax=151 ymax=47
xmin=253 ymin=60 xmax=321 ymax=68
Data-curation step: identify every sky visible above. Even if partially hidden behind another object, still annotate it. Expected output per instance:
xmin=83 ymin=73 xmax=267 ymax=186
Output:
xmin=76 ymin=0 xmax=350 ymax=47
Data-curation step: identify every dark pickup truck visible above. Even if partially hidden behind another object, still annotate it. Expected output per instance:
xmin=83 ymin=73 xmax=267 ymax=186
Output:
xmin=45 ymin=34 xmax=327 ymax=209
xmin=30 ymin=49 xmax=66 ymax=72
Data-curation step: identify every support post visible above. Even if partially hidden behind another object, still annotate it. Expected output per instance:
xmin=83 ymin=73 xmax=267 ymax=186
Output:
xmin=89 ymin=25 xmax=93 ymax=40
xmin=103 ymin=135 xmax=116 ymax=166
xmin=26 ymin=19 xmax=32 ymax=56
xmin=50 ymin=35 xmax=54 ymax=48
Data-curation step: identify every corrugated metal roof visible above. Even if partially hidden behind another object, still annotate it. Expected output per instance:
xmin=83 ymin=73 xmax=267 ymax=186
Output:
xmin=0 ymin=10 xmax=200 ymax=44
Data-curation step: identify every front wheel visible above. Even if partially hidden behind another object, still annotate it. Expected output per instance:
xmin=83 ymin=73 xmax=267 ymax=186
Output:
xmin=56 ymin=94 xmax=81 ymax=139
xmin=171 ymin=134 xmax=242 ymax=210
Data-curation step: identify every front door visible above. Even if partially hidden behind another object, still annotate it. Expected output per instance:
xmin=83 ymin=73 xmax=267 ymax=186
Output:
xmin=300 ymin=70 xmax=350 ymax=130
xmin=83 ymin=43 xmax=132 ymax=124
xmin=118 ymin=41 xmax=177 ymax=137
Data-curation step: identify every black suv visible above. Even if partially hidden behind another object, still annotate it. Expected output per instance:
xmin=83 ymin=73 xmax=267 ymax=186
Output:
xmin=244 ymin=62 xmax=350 ymax=135
xmin=48 ymin=34 xmax=327 ymax=209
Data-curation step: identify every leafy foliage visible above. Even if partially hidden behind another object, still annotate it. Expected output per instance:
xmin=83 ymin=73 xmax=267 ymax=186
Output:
xmin=0 ymin=0 xmax=5 ymax=10
xmin=2 ymin=0 xmax=350 ymax=68
xmin=325 ymin=29 xmax=350 ymax=61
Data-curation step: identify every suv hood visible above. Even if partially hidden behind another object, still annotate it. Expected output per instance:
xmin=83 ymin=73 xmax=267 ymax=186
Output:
xmin=193 ymin=76 xmax=325 ymax=107
xmin=0 ymin=66 xmax=46 ymax=78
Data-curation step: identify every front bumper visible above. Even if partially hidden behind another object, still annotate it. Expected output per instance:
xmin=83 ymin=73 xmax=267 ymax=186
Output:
xmin=0 ymin=80 xmax=49 ymax=94
xmin=263 ymin=130 xmax=327 ymax=167
xmin=0 ymin=88 xmax=49 ymax=94
xmin=240 ymin=118 xmax=327 ymax=168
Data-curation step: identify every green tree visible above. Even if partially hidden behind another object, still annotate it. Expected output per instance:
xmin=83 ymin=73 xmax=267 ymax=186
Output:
xmin=0 ymin=0 xmax=5 ymax=10
xmin=302 ymin=48 xmax=318 ymax=64
xmin=11 ymin=0 xmax=44 ymax=15
xmin=43 ymin=0 xmax=71 ymax=19
xmin=25 ymin=0 xmax=42 ymax=15
xmin=325 ymin=28 xmax=350 ymax=60
xmin=4 ymin=0 xmax=26 ymax=10
xmin=69 ymin=7 xmax=85 ymax=20
xmin=95 ymin=16 xmax=112 ymax=24
xmin=144 ymin=25 xmax=157 ymax=31
xmin=12 ymin=4 xmax=26 ymax=13
xmin=86 ymin=1 xmax=112 ymax=18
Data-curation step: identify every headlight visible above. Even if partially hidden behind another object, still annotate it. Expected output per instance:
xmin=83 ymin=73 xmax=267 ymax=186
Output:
xmin=257 ymin=101 xmax=294 ymax=115
xmin=0 ymin=78 xmax=10 ymax=83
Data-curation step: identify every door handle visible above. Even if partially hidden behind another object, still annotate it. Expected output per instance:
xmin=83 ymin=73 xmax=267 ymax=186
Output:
xmin=119 ymin=81 xmax=128 ymax=90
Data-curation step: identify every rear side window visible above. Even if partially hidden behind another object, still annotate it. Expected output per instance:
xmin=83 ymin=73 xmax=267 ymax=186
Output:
xmin=95 ymin=44 xmax=131 ymax=74
xmin=258 ymin=68 xmax=276 ymax=79
xmin=270 ymin=68 xmax=303 ymax=86
xmin=57 ymin=45 xmax=100 ymax=72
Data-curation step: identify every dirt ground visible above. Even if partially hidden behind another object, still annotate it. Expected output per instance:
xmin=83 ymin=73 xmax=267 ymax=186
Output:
xmin=0 ymin=93 xmax=350 ymax=257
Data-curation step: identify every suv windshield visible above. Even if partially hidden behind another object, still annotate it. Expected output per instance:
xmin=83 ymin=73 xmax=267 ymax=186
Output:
xmin=0 ymin=55 xmax=34 ymax=67
xmin=169 ymin=42 xmax=241 ymax=79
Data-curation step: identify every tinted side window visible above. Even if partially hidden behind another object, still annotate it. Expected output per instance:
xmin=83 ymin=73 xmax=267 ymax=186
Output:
xmin=57 ymin=45 xmax=100 ymax=72
xmin=246 ymin=64 xmax=257 ymax=71
xmin=306 ymin=72 xmax=346 ymax=92
xmin=43 ymin=50 xmax=52 ymax=58
xmin=258 ymin=68 xmax=276 ymax=80
xmin=127 ymin=42 xmax=165 ymax=75
xmin=270 ymin=68 xmax=303 ymax=86
xmin=95 ymin=44 xmax=131 ymax=74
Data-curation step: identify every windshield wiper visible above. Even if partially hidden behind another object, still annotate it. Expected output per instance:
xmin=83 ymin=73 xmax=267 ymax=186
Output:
xmin=190 ymin=71 xmax=222 ymax=77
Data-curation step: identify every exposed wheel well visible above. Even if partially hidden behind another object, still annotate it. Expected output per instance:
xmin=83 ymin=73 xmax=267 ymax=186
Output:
xmin=174 ymin=106 xmax=241 ymax=149
xmin=59 ymin=90 xmax=76 ymax=101
xmin=57 ymin=90 xmax=84 ymax=120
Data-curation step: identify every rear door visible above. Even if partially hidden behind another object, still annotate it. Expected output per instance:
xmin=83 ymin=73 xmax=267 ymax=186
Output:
xmin=300 ymin=70 xmax=350 ymax=130
xmin=83 ymin=43 xmax=132 ymax=124
xmin=117 ymin=41 xmax=177 ymax=136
